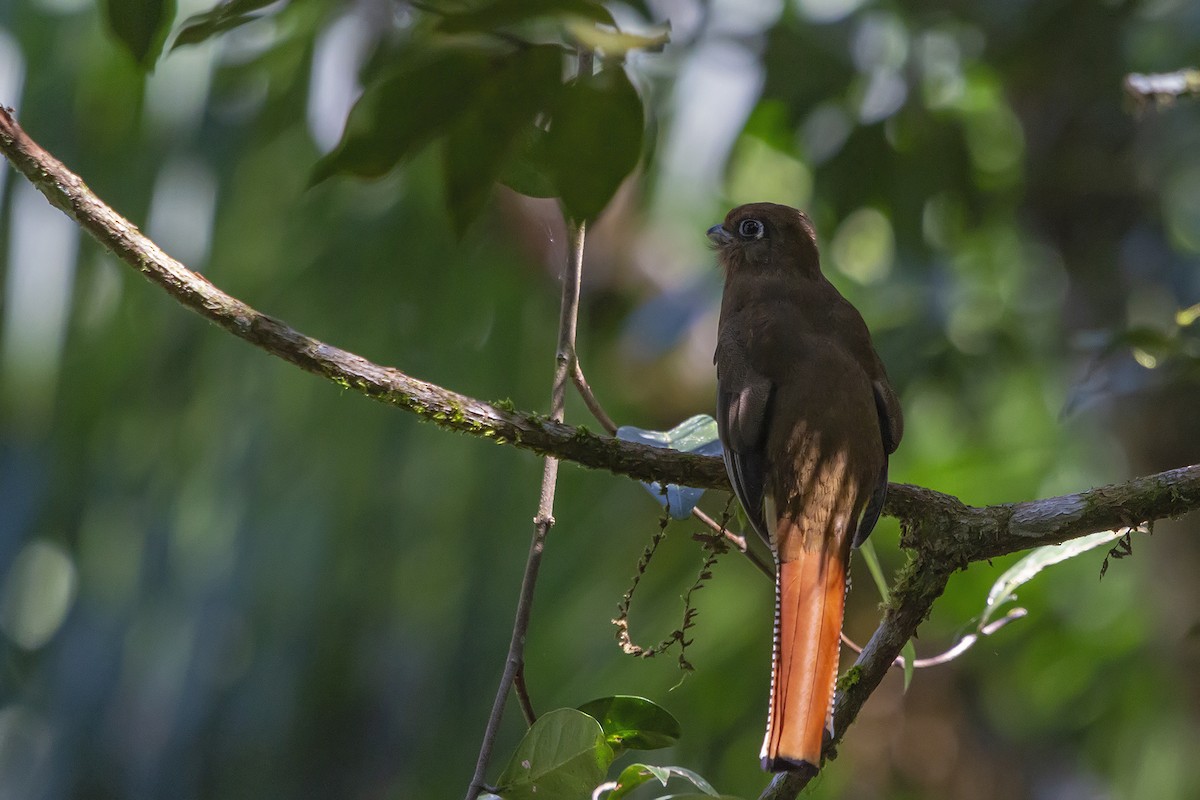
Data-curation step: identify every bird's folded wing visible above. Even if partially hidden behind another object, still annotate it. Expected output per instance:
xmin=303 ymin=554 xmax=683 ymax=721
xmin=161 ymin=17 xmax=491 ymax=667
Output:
xmin=717 ymin=357 xmax=774 ymax=546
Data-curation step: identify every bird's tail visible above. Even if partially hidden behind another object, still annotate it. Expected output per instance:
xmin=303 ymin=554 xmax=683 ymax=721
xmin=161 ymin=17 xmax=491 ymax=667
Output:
xmin=761 ymin=541 xmax=847 ymax=774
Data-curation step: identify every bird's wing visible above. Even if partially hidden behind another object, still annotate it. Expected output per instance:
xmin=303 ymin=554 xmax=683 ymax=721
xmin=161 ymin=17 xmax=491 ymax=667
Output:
xmin=872 ymin=377 xmax=903 ymax=454
xmin=716 ymin=346 xmax=774 ymax=546
xmin=851 ymin=380 xmax=898 ymax=548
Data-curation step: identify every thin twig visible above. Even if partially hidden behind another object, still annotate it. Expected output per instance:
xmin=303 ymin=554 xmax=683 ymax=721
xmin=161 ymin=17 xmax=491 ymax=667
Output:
xmin=464 ymin=51 xmax=593 ymax=800
xmin=693 ymin=506 xmax=771 ymax=577
xmin=694 ymin=506 xmax=745 ymax=551
xmin=571 ymin=358 xmax=618 ymax=435
xmin=838 ymin=607 xmax=1028 ymax=668
xmin=513 ymin=671 xmax=536 ymax=726
xmin=903 ymin=608 xmax=1028 ymax=668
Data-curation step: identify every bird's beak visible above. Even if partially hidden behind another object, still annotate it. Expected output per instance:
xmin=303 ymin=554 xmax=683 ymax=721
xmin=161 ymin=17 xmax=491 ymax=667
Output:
xmin=707 ymin=224 xmax=733 ymax=246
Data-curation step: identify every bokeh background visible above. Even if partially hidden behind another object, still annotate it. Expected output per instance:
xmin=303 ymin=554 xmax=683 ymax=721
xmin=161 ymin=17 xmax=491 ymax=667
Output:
xmin=2 ymin=0 xmax=1200 ymax=798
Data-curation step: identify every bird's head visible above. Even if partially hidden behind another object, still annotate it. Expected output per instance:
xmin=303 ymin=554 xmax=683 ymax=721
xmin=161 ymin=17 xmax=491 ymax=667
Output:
xmin=707 ymin=202 xmax=821 ymax=278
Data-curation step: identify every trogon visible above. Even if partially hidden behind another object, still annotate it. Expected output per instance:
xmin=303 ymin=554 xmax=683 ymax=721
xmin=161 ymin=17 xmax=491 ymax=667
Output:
xmin=709 ymin=203 xmax=903 ymax=774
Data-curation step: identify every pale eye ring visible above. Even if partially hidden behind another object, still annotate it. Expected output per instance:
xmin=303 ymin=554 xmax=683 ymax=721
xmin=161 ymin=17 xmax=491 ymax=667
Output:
xmin=738 ymin=219 xmax=764 ymax=239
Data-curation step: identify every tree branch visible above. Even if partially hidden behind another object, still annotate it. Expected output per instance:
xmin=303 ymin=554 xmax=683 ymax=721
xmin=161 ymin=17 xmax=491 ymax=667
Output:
xmin=11 ymin=102 xmax=1192 ymax=548
xmin=0 ymin=105 xmax=723 ymax=490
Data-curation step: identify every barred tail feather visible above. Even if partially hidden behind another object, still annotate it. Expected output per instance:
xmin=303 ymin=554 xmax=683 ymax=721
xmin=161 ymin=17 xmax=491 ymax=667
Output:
xmin=760 ymin=547 xmax=846 ymax=774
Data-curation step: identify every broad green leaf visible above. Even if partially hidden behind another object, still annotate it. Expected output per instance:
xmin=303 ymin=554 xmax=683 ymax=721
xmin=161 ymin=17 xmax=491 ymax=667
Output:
xmin=616 ymin=415 xmax=721 ymax=519
xmin=608 ymin=763 xmax=670 ymax=799
xmin=607 ymin=764 xmax=725 ymax=800
xmin=172 ymin=0 xmax=280 ymax=49
xmin=564 ymin=20 xmax=670 ymax=56
xmin=496 ymin=708 xmax=614 ymax=800
xmin=102 ymin=0 xmax=176 ymax=69
xmin=655 ymin=795 xmax=743 ymax=799
xmin=311 ymin=47 xmax=492 ymax=185
xmin=442 ymin=45 xmax=564 ymax=233
xmin=577 ymin=696 xmax=681 ymax=752
xmin=499 ymin=126 xmax=559 ymax=198
xmin=981 ymin=528 xmax=1127 ymax=627
xmin=545 ymin=66 xmax=644 ymax=221
xmin=432 ymin=0 xmax=614 ymax=33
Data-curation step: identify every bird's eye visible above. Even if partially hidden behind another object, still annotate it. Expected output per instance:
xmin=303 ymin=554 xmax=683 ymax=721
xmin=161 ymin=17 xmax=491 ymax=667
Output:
xmin=738 ymin=219 xmax=765 ymax=239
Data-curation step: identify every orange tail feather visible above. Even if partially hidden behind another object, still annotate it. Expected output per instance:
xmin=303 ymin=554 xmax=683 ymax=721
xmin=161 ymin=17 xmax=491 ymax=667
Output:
xmin=761 ymin=547 xmax=847 ymax=774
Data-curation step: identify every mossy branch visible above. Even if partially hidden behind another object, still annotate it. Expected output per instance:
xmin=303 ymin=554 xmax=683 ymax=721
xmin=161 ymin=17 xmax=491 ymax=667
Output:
xmin=3 ymin=103 xmax=1199 ymax=800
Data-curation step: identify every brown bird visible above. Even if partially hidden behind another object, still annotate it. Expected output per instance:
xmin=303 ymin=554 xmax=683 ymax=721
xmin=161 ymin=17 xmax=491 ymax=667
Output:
xmin=709 ymin=203 xmax=902 ymax=775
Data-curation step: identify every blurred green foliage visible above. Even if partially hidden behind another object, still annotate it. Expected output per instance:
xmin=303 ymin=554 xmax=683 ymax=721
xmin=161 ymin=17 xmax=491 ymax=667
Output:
xmin=1 ymin=0 xmax=1200 ymax=799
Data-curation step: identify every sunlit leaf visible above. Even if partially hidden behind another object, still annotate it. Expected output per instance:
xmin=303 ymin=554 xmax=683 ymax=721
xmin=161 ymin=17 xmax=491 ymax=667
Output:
xmin=545 ymin=66 xmax=644 ymax=221
xmin=981 ymin=528 xmax=1128 ymax=627
xmin=577 ymin=696 xmax=681 ymax=752
xmin=616 ymin=416 xmax=721 ymax=519
xmin=431 ymin=0 xmax=614 ymax=33
xmin=606 ymin=763 xmax=728 ymax=800
xmin=102 ymin=0 xmax=176 ymax=69
xmin=442 ymin=45 xmax=564 ymax=233
xmin=607 ymin=763 xmax=669 ymax=799
xmin=172 ymin=0 xmax=279 ymax=49
xmin=496 ymin=708 xmax=613 ymax=800
xmin=1177 ymin=302 xmax=1200 ymax=327
xmin=564 ymin=20 xmax=670 ymax=56
xmin=310 ymin=47 xmax=492 ymax=185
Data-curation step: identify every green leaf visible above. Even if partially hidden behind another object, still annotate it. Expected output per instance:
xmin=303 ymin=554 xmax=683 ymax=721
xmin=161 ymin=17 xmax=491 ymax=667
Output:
xmin=577 ymin=696 xmax=682 ymax=752
xmin=615 ymin=416 xmax=721 ymax=519
xmin=499 ymin=126 xmax=559 ymax=198
xmin=442 ymin=45 xmax=564 ymax=233
xmin=564 ymin=20 xmax=670 ymax=56
xmin=310 ymin=47 xmax=492 ymax=185
xmin=496 ymin=708 xmax=614 ymax=800
xmin=981 ymin=528 xmax=1127 ymax=627
xmin=544 ymin=66 xmax=644 ymax=221
xmin=102 ymin=0 xmax=177 ymax=69
xmin=606 ymin=763 xmax=730 ymax=800
xmin=172 ymin=0 xmax=279 ymax=49
xmin=606 ymin=763 xmax=667 ymax=799
xmin=654 ymin=795 xmax=744 ymax=799
xmin=431 ymin=0 xmax=615 ymax=34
